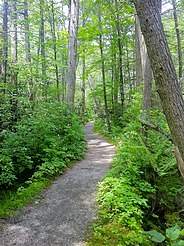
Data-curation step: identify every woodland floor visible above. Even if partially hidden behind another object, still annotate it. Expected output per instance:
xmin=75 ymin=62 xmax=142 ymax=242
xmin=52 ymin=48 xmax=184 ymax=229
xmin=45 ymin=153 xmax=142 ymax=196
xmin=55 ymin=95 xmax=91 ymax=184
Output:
xmin=0 ymin=122 xmax=115 ymax=246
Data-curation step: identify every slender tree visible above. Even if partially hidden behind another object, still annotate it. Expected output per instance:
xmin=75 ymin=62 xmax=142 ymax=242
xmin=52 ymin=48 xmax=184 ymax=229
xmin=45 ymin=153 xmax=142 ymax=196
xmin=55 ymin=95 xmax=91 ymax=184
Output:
xmin=171 ymin=0 xmax=182 ymax=86
xmin=24 ymin=1 xmax=34 ymax=101
xmin=135 ymin=15 xmax=152 ymax=115
xmin=1 ymin=1 xmax=9 ymax=87
xmin=48 ymin=0 xmax=60 ymax=101
xmin=66 ymin=0 xmax=79 ymax=105
xmin=135 ymin=15 xmax=143 ymax=86
xmin=114 ymin=0 xmax=124 ymax=110
xmin=10 ymin=1 xmax=19 ymax=123
xmin=98 ymin=9 xmax=111 ymax=132
xmin=39 ymin=0 xmax=47 ymax=98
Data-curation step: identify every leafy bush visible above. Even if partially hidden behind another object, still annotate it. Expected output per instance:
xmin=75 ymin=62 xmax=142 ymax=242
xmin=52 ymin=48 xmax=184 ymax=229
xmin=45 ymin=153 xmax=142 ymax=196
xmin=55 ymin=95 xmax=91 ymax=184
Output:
xmin=90 ymin=92 xmax=184 ymax=245
xmin=0 ymin=102 xmax=86 ymax=187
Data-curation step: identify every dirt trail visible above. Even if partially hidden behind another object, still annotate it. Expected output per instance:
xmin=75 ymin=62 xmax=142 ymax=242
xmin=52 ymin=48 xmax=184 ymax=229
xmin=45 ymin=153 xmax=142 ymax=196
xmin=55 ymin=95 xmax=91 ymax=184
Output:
xmin=0 ymin=122 xmax=115 ymax=246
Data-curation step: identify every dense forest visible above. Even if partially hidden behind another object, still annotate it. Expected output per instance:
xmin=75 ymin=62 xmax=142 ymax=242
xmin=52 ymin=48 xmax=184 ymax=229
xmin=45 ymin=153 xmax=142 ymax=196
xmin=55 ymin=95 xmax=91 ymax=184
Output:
xmin=1 ymin=0 xmax=184 ymax=245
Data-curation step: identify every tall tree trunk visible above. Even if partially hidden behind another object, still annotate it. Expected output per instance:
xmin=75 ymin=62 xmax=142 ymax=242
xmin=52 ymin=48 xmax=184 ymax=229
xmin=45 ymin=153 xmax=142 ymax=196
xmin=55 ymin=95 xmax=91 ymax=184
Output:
xmin=171 ymin=0 xmax=182 ymax=87
xmin=11 ymin=2 xmax=18 ymax=124
xmin=136 ymin=15 xmax=152 ymax=115
xmin=143 ymin=55 xmax=152 ymax=114
xmin=12 ymin=2 xmax=18 ymax=86
xmin=125 ymin=44 xmax=132 ymax=94
xmin=114 ymin=0 xmax=124 ymax=110
xmin=66 ymin=0 xmax=79 ymax=105
xmin=81 ymin=17 xmax=86 ymax=123
xmin=24 ymin=1 xmax=31 ymax=64
xmin=82 ymin=51 xmax=85 ymax=124
xmin=49 ymin=0 xmax=60 ymax=101
xmin=132 ymin=0 xmax=184 ymax=174
xmin=135 ymin=15 xmax=143 ymax=86
xmin=1 ymin=1 xmax=9 ymax=87
xmin=39 ymin=0 xmax=47 ymax=98
xmin=98 ymin=9 xmax=111 ymax=132
xmin=113 ymin=54 xmax=119 ymax=117
xmin=24 ymin=1 xmax=34 ymax=101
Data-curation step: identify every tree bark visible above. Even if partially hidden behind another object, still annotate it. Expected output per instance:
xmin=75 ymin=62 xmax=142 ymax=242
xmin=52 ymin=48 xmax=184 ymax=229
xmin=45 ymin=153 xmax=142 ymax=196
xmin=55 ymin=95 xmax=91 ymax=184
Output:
xmin=135 ymin=15 xmax=143 ymax=86
xmin=9 ymin=2 xmax=19 ymax=124
xmin=49 ymin=0 xmax=60 ymax=101
xmin=24 ymin=1 xmax=34 ymax=101
xmin=24 ymin=1 xmax=31 ymax=64
xmin=115 ymin=0 xmax=124 ymax=110
xmin=1 ymin=1 xmax=9 ymax=87
xmin=39 ymin=0 xmax=47 ymax=98
xmin=66 ymin=0 xmax=79 ymax=105
xmin=142 ymin=51 xmax=152 ymax=114
xmin=82 ymin=49 xmax=86 ymax=124
xmin=171 ymin=0 xmax=182 ymax=87
xmin=113 ymin=53 xmax=119 ymax=117
xmin=135 ymin=15 xmax=152 ymax=115
xmin=98 ymin=9 xmax=111 ymax=132
xmin=132 ymin=0 xmax=184 ymax=171
xmin=173 ymin=146 xmax=184 ymax=179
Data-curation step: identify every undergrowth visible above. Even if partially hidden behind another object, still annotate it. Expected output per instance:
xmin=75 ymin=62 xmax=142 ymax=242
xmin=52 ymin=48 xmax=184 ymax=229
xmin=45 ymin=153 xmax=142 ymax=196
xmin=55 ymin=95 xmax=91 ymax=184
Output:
xmin=0 ymin=180 xmax=48 ymax=218
xmin=88 ymin=92 xmax=184 ymax=245
xmin=0 ymin=102 xmax=86 ymax=218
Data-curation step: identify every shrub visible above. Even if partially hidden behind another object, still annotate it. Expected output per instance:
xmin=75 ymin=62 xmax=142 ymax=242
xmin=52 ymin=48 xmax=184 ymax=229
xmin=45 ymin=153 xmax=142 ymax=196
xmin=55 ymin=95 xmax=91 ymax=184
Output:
xmin=90 ymin=93 xmax=184 ymax=245
xmin=0 ymin=102 xmax=86 ymax=187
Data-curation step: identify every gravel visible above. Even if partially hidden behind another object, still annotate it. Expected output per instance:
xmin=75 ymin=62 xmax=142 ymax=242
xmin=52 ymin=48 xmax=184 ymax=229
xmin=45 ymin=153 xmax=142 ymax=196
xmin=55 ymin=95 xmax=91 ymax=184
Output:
xmin=0 ymin=121 xmax=115 ymax=246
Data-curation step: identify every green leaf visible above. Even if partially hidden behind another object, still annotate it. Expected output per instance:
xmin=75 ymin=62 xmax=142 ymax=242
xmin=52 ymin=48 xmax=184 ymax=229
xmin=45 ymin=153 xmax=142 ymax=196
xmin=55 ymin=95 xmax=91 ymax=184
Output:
xmin=174 ymin=240 xmax=184 ymax=246
xmin=166 ymin=225 xmax=181 ymax=241
xmin=145 ymin=230 xmax=166 ymax=243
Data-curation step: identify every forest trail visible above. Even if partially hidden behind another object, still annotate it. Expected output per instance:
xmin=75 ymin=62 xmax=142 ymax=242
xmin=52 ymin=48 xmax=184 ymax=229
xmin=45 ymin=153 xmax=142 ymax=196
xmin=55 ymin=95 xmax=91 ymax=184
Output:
xmin=0 ymin=122 xmax=115 ymax=246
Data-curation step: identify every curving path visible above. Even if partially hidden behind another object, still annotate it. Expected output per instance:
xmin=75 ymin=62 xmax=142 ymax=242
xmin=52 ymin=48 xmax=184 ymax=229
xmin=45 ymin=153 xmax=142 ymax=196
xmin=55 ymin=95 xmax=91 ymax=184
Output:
xmin=0 ymin=122 xmax=115 ymax=246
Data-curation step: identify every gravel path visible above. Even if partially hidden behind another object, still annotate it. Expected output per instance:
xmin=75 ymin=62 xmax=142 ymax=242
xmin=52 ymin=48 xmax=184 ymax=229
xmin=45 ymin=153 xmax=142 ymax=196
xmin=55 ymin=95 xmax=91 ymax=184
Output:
xmin=0 ymin=122 xmax=115 ymax=246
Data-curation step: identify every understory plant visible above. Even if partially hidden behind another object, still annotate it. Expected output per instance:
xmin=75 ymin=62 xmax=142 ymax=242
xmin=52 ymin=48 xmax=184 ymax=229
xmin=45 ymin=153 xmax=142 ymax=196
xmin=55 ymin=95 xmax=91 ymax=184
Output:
xmin=145 ymin=224 xmax=184 ymax=245
xmin=89 ymin=92 xmax=184 ymax=245
xmin=0 ymin=102 xmax=86 ymax=187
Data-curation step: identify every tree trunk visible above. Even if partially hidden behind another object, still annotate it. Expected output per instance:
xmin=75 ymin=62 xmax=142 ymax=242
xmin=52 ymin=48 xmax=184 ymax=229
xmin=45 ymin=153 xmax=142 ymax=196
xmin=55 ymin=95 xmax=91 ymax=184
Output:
xmin=136 ymin=15 xmax=152 ymax=115
xmin=1 ymin=1 xmax=9 ymax=87
xmin=24 ymin=1 xmax=31 ymax=64
xmin=10 ymin=1 xmax=18 ymax=124
xmin=126 ymin=43 xmax=132 ymax=95
xmin=49 ymin=0 xmax=60 ymax=101
xmin=132 ymin=0 xmax=184 ymax=173
xmin=135 ymin=15 xmax=143 ymax=86
xmin=171 ymin=0 xmax=182 ymax=87
xmin=82 ymin=51 xmax=85 ymax=124
xmin=11 ymin=2 xmax=18 ymax=87
xmin=98 ymin=9 xmax=111 ymax=132
xmin=24 ymin=1 xmax=34 ymax=101
xmin=66 ymin=0 xmax=79 ymax=105
xmin=115 ymin=0 xmax=124 ymax=110
xmin=39 ymin=0 xmax=47 ymax=98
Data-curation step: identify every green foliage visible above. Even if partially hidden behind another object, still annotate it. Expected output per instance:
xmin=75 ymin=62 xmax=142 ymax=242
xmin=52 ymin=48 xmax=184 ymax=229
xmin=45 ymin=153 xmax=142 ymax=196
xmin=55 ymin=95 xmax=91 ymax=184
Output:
xmin=89 ymin=92 xmax=184 ymax=245
xmin=146 ymin=225 xmax=184 ymax=245
xmin=166 ymin=225 xmax=181 ymax=241
xmin=0 ymin=102 xmax=86 ymax=187
xmin=145 ymin=230 xmax=166 ymax=243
